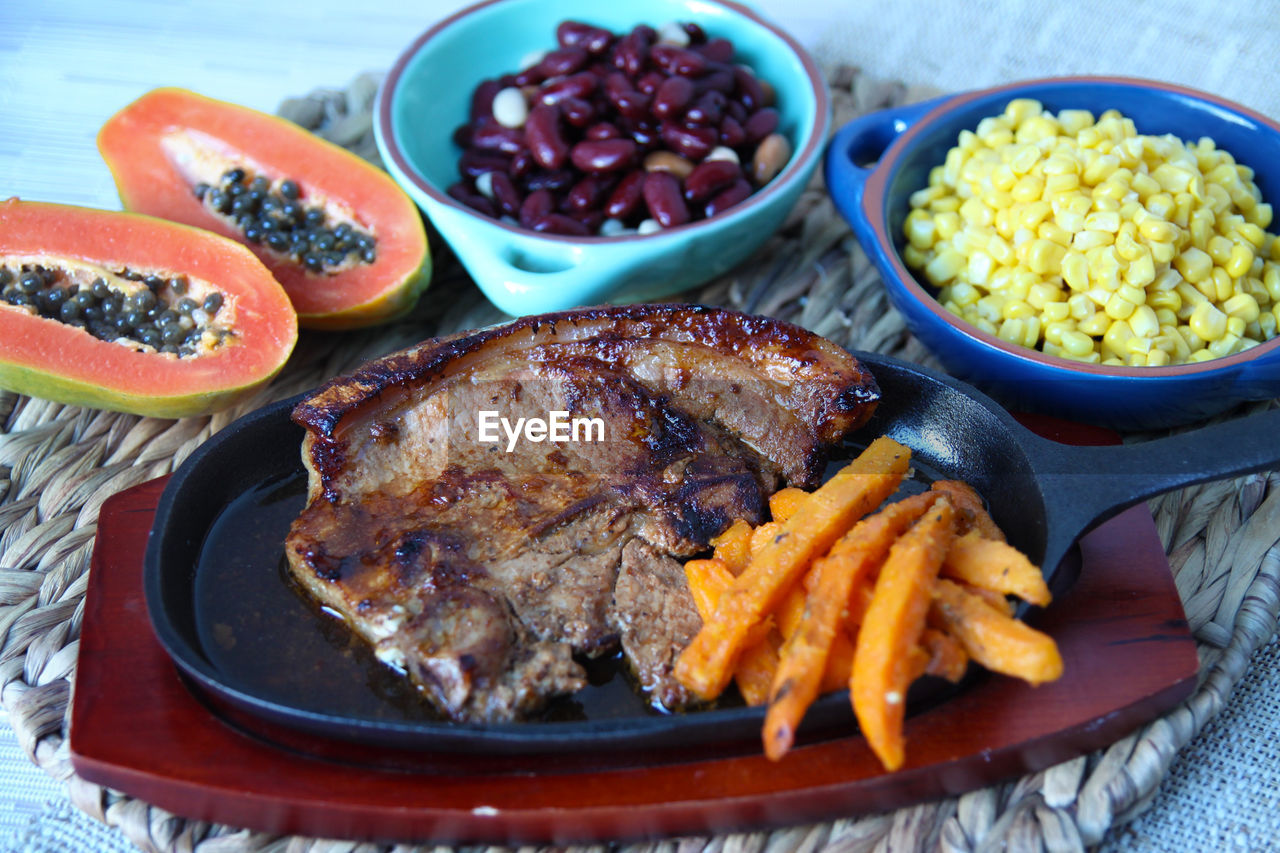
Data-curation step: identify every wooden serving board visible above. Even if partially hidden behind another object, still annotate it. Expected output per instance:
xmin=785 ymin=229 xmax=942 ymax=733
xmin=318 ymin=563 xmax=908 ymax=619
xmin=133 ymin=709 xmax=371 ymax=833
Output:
xmin=71 ymin=467 xmax=1198 ymax=845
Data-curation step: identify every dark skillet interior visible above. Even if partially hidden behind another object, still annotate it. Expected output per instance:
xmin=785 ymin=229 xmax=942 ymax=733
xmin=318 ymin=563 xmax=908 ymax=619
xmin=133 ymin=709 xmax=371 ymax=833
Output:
xmin=143 ymin=351 xmax=1051 ymax=756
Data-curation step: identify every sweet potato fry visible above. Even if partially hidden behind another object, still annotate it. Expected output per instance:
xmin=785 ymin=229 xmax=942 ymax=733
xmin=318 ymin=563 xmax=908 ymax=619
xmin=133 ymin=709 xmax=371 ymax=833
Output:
xmin=942 ymin=530 xmax=1051 ymax=606
xmin=919 ymin=627 xmax=969 ymax=683
xmin=931 ymin=578 xmax=1062 ymax=686
xmin=684 ymin=558 xmax=777 ymax=704
xmin=749 ymin=521 xmax=785 ymax=558
xmin=930 ymin=480 xmax=1004 ymax=541
xmin=711 ymin=520 xmax=754 ymax=575
xmin=763 ymin=488 xmax=944 ymax=758
xmin=769 ymin=487 xmax=809 ymax=523
xmin=850 ymin=498 xmax=955 ymax=772
xmin=675 ymin=436 xmax=912 ymax=700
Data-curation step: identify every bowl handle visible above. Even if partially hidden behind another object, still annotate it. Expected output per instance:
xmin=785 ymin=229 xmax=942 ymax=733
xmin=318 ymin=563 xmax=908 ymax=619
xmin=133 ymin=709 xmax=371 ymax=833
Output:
xmin=444 ymin=224 xmax=652 ymax=316
xmin=823 ymin=96 xmax=948 ymax=242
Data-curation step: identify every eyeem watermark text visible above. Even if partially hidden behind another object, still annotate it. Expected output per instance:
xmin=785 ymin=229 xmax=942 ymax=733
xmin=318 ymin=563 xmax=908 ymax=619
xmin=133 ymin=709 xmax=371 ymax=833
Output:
xmin=477 ymin=410 xmax=605 ymax=452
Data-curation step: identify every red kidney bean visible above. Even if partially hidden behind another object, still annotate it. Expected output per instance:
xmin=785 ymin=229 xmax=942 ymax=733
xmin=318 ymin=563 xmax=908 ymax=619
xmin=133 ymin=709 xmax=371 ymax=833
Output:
xmin=508 ymin=148 xmax=535 ymax=179
xmin=650 ymin=44 xmax=707 ymax=77
xmin=526 ymin=104 xmax=570 ymax=168
xmin=623 ymin=117 xmax=661 ymax=148
xmin=524 ymin=168 xmax=575 ymax=192
xmin=532 ymin=212 xmax=592 ymax=236
xmin=724 ymin=99 xmax=748 ymax=123
xmin=519 ymin=188 xmax=555 ymax=227
xmin=604 ymin=73 xmax=651 ymax=120
xmin=585 ymin=121 xmax=621 ymax=140
xmin=604 ymin=170 xmax=646 ymax=219
xmin=684 ymin=91 xmax=725 ymax=126
xmin=557 ymin=21 xmax=613 ymax=54
xmin=704 ymin=178 xmax=752 ymax=218
xmin=448 ymin=183 xmax=497 ymax=217
xmin=564 ymin=174 xmax=612 ymax=211
xmin=459 ymin=149 xmax=511 ymax=178
xmin=538 ymin=72 xmax=598 ymax=106
xmin=660 ymin=122 xmax=717 ymax=160
xmin=452 ymin=123 xmax=473 ymax=148
xmin=635 ymin=71 xmax=665 ymax=95
xmin=569 ymin=209 xmax=605 ymax=232
xmin=743 ymin=107 xmax=780 ymax=144
xmin=612 ymin=32 xmax=648 ymax=77
xmin=571 ymin=138 xmax=637 ymax=172
xmin=470 ymin=79 xmax=500 ymax=121
xmin=560 ymin=96 xmax=595 ymax=127
xmin=631 ymin=24 xmax=657 ymax=42
xmin=471 ymin=117 xmax=526 ymax=155
xmin=683 ymin=159 xmax=741 ymax=203
xmin=718 ymin=115 xmax=746 ymax=147
xmin=696 ymin=37 xmax=734 ymax=63
xmin=697 ymin=69 xmax=734 ymax=95
xmin=652 ymin=76 xmax=694 ymax=120
xmin=643 ymin=171 xmax=690 ymax=227
xmin=536 ymin=46 xmax=589 ymax=77
xmin=732 ymin=67 xmax=766 ymax=112
xmin=513 ymin=66 xmax=545 ymax=87
xmin=489 ymin=171 xmax=523 ymax=218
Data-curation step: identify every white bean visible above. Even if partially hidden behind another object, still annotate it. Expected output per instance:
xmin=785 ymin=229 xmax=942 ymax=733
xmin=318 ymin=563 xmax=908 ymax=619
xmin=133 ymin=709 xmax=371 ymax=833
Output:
xmin=492 ymin=86 xmax=528 ymax=129
xmin=705 ymin=146 xmax=740 ymax=165
xmin=656 ymin=21 xmax=690 ymax=47
xmin=637 ymin=218 xmax=663 ymax=235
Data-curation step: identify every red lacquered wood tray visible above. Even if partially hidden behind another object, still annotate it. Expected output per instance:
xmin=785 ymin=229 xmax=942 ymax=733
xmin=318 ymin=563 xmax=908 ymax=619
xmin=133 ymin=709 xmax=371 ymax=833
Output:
xmin=71 ymin=461 xmax=1198 ymax=845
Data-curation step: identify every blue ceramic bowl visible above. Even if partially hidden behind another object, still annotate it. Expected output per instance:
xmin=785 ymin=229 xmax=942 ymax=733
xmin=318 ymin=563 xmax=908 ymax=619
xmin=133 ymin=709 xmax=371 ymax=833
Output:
xmin=376 ymin=0 xmax=829 ymax=316
xmin=825 ymin=76 xmax=1280 ymax=430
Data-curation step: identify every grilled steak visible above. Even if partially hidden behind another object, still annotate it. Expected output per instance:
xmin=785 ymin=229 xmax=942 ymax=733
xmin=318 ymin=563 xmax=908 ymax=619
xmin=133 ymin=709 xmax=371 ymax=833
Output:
xmin=285 ymin=304 xmax=879 ymax=722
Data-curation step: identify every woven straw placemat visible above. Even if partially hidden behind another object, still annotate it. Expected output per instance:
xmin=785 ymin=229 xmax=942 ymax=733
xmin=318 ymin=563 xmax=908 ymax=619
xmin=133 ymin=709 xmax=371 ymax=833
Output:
xmin=1 ymin=66 xmax=1278 ymax=853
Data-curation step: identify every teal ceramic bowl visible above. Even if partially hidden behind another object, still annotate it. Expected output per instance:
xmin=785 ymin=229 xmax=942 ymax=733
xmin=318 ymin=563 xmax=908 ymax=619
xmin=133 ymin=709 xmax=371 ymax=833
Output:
xmin=376 ymin=0 xmax=829 ymax=316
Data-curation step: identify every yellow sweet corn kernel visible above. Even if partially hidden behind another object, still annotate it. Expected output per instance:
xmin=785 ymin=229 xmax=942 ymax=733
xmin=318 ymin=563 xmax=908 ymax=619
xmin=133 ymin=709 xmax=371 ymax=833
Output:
xmin=1038 ymin=222 xmax=1074 ymax=248
xmin=1102 ymin=319 xmax=1135 ymax=358
xmin=1045 ymin=173 xmax=1081 ymax=195
xmin=1264 ymin=266 xmax=1280 ymax=302
xmin=1150 ymin=241 xmax=1177 ymax=264
xmin=1137 ymin=218 xmax=1178 ymax=244
xmin=1189 ymin=301 xmax=1228 ymax=341
xmin=935 ymin=211 xmax=961 ymax=241
xmin=1077 ymin=312 xmax=1111 ymax=336
xmin=1148 ymin=289 xmax=1182 ymax=313
xmin=1128 ymin=304 xmax=1160 ymax=338
xmin=1019 ymin=200 xmax=1053 ymax=229
xmin=1083 ymin=210 xmax=1121 ymax=232
xmin=1146 ymin=348 xmax=1171 ymax=366
xmin=1226 ymin=243 xmax=1255 ymax=279
xmin=1059 ymin=329 xmax=1095 ymax=357
xmin=925 ymin=248 xmax=966 ymax=285
xmin=1124 ymin=253 xmax=1156 ymax=287
xmin=1206 ymin=234 xmax=1234 ymax=266
xmin=1072 ymin=229 xmax=1114 ymax=252
xmin=1226 ymin=316 xmax=1247 ymax=338
xmin=1174 ymin=247 xmax=1213 ymax=283
xmin=1247 ymin=202 xmax=1273 ymax=229
xmin=903 ymin=245 xmax=928 ymax=269
xmin=1212 ymin=267 xmax=1235 ymax=302
xmin=1042 ymin=301 xmax=1071 ymax=323
xmin=1156 ymin=307 xmax=1179 ymax=326
xmin=1026 ymin=239 xmax=1066 ymax=275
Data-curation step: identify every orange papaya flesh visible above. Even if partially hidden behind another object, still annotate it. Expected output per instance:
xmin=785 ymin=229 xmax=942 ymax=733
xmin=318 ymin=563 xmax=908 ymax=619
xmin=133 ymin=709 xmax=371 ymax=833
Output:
xmin=97 ymin=87 xmax=430 ymax=330
xmin=0 ymin=199 xmax=297 ymax=418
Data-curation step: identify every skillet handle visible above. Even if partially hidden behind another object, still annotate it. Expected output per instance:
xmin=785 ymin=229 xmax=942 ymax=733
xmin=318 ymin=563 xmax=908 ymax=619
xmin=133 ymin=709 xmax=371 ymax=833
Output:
xmin=1036 ymin=406 xmax=1280 ymax=571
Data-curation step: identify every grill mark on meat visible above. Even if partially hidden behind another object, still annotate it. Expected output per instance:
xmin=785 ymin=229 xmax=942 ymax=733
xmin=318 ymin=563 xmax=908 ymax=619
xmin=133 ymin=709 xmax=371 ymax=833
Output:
xmin=285 ymin=305 xmax=879 ymax=723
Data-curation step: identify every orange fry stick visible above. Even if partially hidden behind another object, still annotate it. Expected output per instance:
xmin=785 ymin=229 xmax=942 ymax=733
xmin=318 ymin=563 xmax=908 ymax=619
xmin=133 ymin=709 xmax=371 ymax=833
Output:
xmin=931 ymin=578 xmax=1062 ymax=685
xmin=769 ymin=487 xmax=809 ymax=523
xmin=711 ymin=520 xmax=754 ymax=575
xmin=762 ymin=491 xmax=938 ymax=761
xmin=919 ymin=627 xmax=969 ymax=683
xmin=684 ymin=558 xmax=777 ymax=704
xmin=675 ymin=436 xmax=912 ymax=700
xmin=850 ymin=498 xmax=955 ymax=772
xmin=942 ymin=530 xmax=1051 ymax=606
xmin=930 ymin=480 xmax=1004 ymax=541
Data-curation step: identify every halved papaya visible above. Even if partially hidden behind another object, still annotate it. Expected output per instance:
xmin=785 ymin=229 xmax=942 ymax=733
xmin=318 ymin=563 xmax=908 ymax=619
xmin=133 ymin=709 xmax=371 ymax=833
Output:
xmin=97 ymin=87 xmax=430 ymax=330
xmin=0 ymin=199 xmax=297 ymax=418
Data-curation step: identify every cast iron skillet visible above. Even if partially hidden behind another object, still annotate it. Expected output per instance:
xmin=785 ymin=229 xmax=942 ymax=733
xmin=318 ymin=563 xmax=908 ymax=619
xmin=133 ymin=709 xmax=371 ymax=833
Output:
xmin=143 ymin=350 xmax=1280 ymax=754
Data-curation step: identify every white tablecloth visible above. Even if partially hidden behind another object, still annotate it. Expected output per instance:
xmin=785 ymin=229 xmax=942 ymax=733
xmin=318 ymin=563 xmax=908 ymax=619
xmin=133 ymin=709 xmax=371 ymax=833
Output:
xmin=1 ymin=1 xmax=1278 ymax=850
